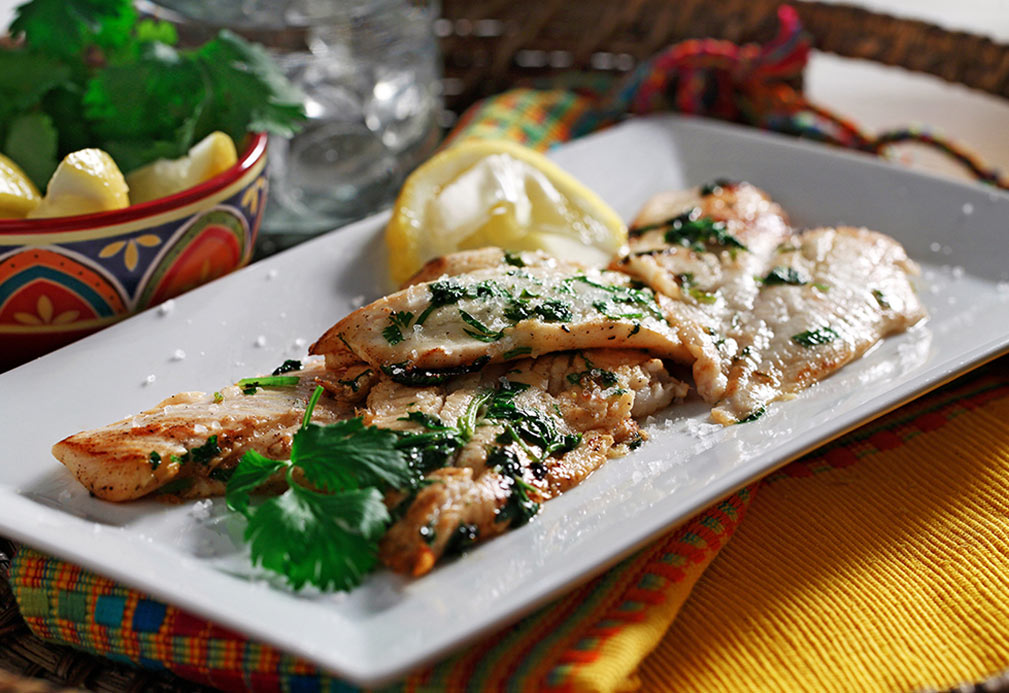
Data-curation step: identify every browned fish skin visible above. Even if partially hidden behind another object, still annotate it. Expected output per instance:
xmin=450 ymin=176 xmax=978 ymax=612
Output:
xmin=377 ymin=349 xmax=686 ymax=575
xmin=51 ymin=363 xmax=352 ymax=501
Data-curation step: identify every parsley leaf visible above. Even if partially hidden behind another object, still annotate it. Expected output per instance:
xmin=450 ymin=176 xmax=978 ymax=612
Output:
xmin=194 ymin=31 xmax=304 ymax=140
xmin=10 ymin=0 xmax=136 ymax=60
xmin=292 ymin=418 xmax=414 ymax=492
xmin=272 ymin=359 xmax=302 ymax=375
xmin=245 ymin=480 xmax=388 ymax=592
xmin=792 ymin=326 xmax=840 ymax=347
xmin=225 ymin=450 xmax=287 ymax=515
xmin=2 ymin=112 xmax=58 ymax=189
xmin=761 ymin=266 xmax=808 ymax=286
xmin=237 ymin=375 xmax=300 ymax=395
xmin=459 ymin=309 xmax=504 ymax=342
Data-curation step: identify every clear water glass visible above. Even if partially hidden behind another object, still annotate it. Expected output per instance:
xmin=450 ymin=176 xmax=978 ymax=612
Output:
xmin=145 ymin=0 xmax=443 ymax=249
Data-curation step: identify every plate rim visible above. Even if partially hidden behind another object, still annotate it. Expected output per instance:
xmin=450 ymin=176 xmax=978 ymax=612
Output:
xmin=2 ymin=113 xmax=1008 ymax=687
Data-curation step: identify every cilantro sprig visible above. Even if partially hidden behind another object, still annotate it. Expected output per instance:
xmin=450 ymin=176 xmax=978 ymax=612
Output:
xmin=2 ymin=0 xmax=304 ymax=187
xmin=225 ymin=386 xmax=410 ymax=591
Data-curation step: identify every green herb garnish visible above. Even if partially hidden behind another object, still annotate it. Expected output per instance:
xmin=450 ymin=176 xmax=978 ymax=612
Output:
xmin=173 ymin=436 xmax=221 ymax=466
xmin=503 ymin=251 xmax=525 ymax=267
xmin=225 ymin=387 xmax=412 ymax=591
xmin=416 ymin=280 xmax=468 ymax=325
xmin=337 ymin=369 xmax=373 ymax=393
xmin=737 ymin=406 xmax=766 ymax=423
xmin=791 ymin=327 xmax=840 ymax=348
xmin=148 ymin=450 xmax=161 ymax=470
xmin=700 ymin=178 xmax=733 ymax=196
xmin=872 ymin=289 xmax=890 ymax=308
xmin=381 ymin=356 xmax=491 ymax=386
xmin=566 ymin=354 xmax=619 ymax=388
xmin=459 ymin=309 xmax=504 ymax=342
xmin=534 ymin=298 xmax=573 ymax=323
xmin=238 ymin=375 xmax=300 ymax=395
xmin=271 ymin=359 xmax=302 ymax=375
xmin=2 ymin=0 xmax=304 ymax=187
xmin=382 ymin=311 xmax=415 ymax=345
xmin=688 ymin=287 xmax=718 ymax=304
xmin=761 ymin=267 xmax=808 ymax=286
xmin=502 ymin=346 xmax=533 ymax=359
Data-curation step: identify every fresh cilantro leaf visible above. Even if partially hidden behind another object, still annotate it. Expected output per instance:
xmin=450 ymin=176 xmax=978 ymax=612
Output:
xmin=10 ymin=0 xmax=136 ymax=60
xmin=459 ymin=309 xmax=504 ymax=342
xmin=271 ymin=359 xmax=302 ymax=375
xmin=193 ymin=31 xmax=305 ymax=141
xmin=737 ymin=406 xmax=766 ymax=423
xmin=225 ymin=450 xmax=287 ymax=515
xmin=872 ymin=289 xmax=890 ymax=308
xmin=791 ymin=326 xmax=840 ymax=347
xmin=502 ymin=346 xmax=532 ymax=359
xmin=83 ymin=42 xmax=203 ymax=145
xmin=292 ymin=418 xmax=414 ymax=492
xmin=382 ymin=310 xmax=413 ymax=345
xmin=134 ymin=18 xmax=178 ymax=46
xmin=416 ymin=279 xmax=468 ymax=324
xmin=100 ymin=137 xmax=184 ymax=175
xmin=534 ymin=298 xmax=572 ymax=322
xmin=399 ymin=411 xmax=449 ymax=430
xmin=761 ymin=266 xmax=808 ymax=286
xmin=0 ymin=51 xmax=71 ymax=122
xmin=687 ymin=287 xmax=718 ymax=304
xmin=3 ymin=112 xmax=58 ymax=189
xmin=238 ymin=375 xmax=300 ymax=395
xmin=244 ymin=482 xmax=388 ymax=591
xmin=187 ymin=435 xmax=220 ymax=465
xmin=380 ymin=356 xmax=490 ymax=386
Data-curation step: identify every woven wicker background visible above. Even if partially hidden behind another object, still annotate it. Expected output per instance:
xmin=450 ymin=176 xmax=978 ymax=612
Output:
xmin=4 ymin=1 xmax=1009 ymax=691
xmin=438 ymin=0 xmax=1009 ymax=111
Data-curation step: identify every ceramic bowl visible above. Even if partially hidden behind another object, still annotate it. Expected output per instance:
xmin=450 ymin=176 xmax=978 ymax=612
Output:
xmin=0 ymin=134 xmax=269 ymax=371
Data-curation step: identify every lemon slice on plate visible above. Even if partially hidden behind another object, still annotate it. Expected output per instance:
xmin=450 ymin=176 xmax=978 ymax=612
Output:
xmin=28 ymin=149 xmax=130 ymax=219
xmin=126 ymin=131 xmax=238 ymax=205
xmin=0 ymin=153 xmax=41 ymax=218
xmin=386 ymin=139 xmax=627 ymax=284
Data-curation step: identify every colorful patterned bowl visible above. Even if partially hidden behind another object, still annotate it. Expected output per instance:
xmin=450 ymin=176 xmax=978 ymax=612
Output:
xmin=0 ymin=134 xmax=268 ymax=371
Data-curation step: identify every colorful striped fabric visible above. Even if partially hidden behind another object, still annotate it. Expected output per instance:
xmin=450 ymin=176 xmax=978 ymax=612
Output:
xmin=9 ymin=10 xmax=1009 ymax=691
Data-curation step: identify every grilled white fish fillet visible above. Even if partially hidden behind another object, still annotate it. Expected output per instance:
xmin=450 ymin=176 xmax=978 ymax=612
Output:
xmin=376 ymin=349 xmax=687 ymax=575
xmin=616 ymin=181 xmax=925 ymax=422
xmin=310 ymin=263 xmax=693 ymax=378
xmin=404 ymin=247 xmax=584 ymax=286
xmin=51 ymin=363 xmax=351 ymax=501
xmin=708 ymin=225 xmax=926 ymax=423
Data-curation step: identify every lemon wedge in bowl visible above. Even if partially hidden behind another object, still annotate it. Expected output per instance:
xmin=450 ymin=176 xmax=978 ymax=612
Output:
xmin=126 ymin=131 xmax=238 ymax=205
xmin=0 ymin=153 xmax=41 ymax=218
xmin=28 ymin=149 xmax=130 ymax=219
xmin=386 ymin=139 xmax=627 ymax=284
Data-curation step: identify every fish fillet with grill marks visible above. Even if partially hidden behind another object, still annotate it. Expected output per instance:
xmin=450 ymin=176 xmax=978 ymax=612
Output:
xmin=310 ymin=261 xmax=694 ymax=377
xmin=374 ymin=349 xmax=687 ymax=575
xmin=616 ymin=181 xmax=926 ymax=422
xmin=51 ymin=363 xmax=354 ymax=501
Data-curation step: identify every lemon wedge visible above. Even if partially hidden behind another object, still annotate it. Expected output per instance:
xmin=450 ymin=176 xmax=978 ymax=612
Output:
xmin=0 ymin=153 xmax=41 ymax=218
xmin=126 ymin=131 xmax=238 ymax=205
xmin=386 ymin=139 xmax=627 ymax=284
xmin=28 ymin=149 xmax=130 ymax=219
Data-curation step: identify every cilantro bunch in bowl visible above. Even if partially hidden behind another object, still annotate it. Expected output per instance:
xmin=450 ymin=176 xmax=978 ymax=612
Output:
xmin=0 ymin=0 xmax=304 ymax=218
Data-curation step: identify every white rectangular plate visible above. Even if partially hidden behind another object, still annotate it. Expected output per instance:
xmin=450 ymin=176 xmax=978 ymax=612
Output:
xmin=2 ymin=115 xmax=1008 ymax=687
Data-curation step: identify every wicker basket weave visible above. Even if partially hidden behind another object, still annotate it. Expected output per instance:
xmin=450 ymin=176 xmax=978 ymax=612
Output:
xmin=438 ymin=0 xmax=1009 ymax=112
xmin=4 ymin=2 xmax=1009 ymax=691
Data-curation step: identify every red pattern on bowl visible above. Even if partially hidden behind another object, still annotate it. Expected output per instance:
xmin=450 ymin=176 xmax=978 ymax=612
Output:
xmin=0 ymin=134 xmax=269 ymax=371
